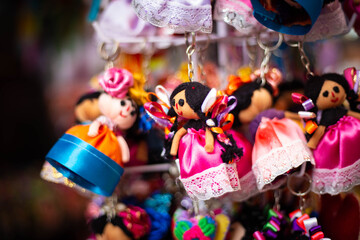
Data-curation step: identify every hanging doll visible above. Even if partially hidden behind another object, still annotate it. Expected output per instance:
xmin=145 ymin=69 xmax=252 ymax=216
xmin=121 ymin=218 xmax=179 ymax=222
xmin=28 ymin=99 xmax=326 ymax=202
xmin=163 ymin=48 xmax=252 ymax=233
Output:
xmin=90 ymin=205 xmax=151 ymax=240
xmin=146 ymin=82 xmax=243 ymax=200
xmin=303 ymin=73 xmax=360 ymax=195
xmin=231 ymin=77 xmax=314 ymax=190
xmin=88 ymin=67 xmax=138 ymax=163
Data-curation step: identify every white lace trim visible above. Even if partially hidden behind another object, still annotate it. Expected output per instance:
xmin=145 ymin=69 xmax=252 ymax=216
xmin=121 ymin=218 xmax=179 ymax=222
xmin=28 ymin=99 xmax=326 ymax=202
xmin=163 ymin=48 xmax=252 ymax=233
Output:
xmin=180 ymin=163 xmax=240 ymax=201
xmin=312 ymin=158 xmax=360 ymax=195
xmin=214 ymin=0 xmax=261 ymax=34
xmin=226 ymin=170 xmax=259 ymax=202
xmin=131 ymin=0 xmax=213 ymax=33
xmin=252 ymin=139 xmax=314 ymax=190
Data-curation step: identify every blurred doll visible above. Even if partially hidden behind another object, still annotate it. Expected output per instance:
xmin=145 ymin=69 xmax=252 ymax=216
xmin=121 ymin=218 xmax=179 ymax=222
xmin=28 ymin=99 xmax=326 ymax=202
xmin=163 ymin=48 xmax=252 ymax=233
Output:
xmin=231 ymin=78 xmax=314 ymax=190
xmin=88 ymin=67 xmax=138 ymax=163
xmin=74 ymin=91 xmax=102 ymax=123
xmin=90 ymin=205 xmax=151 ymax=240
xmin=304 ymin=73 xmax=360 ymax=195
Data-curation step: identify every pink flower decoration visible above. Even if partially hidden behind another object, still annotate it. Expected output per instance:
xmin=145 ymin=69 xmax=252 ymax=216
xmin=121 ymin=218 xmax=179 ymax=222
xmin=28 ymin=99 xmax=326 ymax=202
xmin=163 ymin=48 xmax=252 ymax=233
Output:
xmin=99 ymin=67 xmax=134 ymax=99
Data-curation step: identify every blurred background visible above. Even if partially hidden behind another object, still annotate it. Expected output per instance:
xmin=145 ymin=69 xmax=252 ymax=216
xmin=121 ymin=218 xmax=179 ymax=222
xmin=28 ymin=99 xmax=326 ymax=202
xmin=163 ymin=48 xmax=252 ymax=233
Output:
xmin=1 ymin=1 xmax=360 ymax=240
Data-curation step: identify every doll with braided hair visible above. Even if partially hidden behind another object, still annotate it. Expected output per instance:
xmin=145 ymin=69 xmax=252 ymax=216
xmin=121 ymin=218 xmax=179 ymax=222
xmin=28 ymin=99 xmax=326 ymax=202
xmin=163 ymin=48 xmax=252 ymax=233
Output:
xmin=304 ymin=73 xmax=360 ymax=195
xmin=158 ymin=82 xmax=243 ymax=200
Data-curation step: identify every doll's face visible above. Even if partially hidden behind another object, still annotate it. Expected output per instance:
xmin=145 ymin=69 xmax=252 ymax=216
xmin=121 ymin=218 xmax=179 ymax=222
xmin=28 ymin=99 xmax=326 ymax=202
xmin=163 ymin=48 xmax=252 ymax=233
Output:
xmin=75 ymin=98 xmax=101 ymax=123
xmin=238 ymin=88 xmax=273 ymax=124
xmin=99 ymin=93 xmax=137 ymax=130
xmin=96 ymin=222 xmax=131 ymax=240
xmin=316 ymin=80 xmax=347 ymax=110
xmin=171 ymin=90 xmax=199 ymax=119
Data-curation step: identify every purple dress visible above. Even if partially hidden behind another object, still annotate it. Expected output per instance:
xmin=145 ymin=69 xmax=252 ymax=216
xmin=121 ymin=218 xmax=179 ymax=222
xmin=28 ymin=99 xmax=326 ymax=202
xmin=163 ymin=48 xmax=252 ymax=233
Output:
xmin=178 ymin=120 xmax=241 ymax=200
xmin=312 ymin=107 xmax=360 ymax=195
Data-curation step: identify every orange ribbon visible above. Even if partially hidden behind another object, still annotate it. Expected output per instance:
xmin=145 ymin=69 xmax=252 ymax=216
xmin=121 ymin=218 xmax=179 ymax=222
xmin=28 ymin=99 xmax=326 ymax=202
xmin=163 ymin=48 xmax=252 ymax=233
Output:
xmin=305 ymin=121 xmax=318 ymax=134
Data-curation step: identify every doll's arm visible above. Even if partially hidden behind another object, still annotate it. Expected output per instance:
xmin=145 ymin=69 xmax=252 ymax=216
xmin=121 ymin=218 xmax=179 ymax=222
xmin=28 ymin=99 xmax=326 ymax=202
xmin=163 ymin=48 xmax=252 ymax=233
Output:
xmin=307 ymin=125 xmax=326 ymax=149
xmin=204 ymin=127 xmax=214 ymax=153
xmin=117 ymin=135 xmax=130 ymax=163
xmin=284 ymin=111 xmax=301 ymax=120
xmin=170 ymin=127 xmax=187 ymax=156
xmin=88 ymin=120 xmax=101 ymax=137
xmin=347 ymin=110 xmax=360 ymax=120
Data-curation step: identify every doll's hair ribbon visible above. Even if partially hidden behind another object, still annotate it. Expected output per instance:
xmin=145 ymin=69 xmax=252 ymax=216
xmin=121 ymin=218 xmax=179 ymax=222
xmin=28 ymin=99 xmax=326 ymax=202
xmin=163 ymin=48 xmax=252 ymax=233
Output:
xmin=225 ymin=75 xmax=251 ymax=95
xmin=144 ymin=101 xmax=175 ymax=128
xmin=344 ymin=67 xmax=360 ymax=93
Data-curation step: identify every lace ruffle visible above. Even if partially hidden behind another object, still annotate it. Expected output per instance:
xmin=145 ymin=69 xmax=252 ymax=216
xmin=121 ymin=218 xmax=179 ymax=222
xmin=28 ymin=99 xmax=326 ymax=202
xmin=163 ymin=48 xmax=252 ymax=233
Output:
xmin=180 ymin=163 xmax=240 ymax=201
xmin=252 ymin=139 xmax=314 ymax=190
xmin=226 ymin=170 xmax=259 ymax=202
xmin=214 ymin=0 xmax=262 ymax=34
xmin=131 ymin=0 xmax=213 ymax=33
xmin=312 ymin=158 xmax=360 ymax=195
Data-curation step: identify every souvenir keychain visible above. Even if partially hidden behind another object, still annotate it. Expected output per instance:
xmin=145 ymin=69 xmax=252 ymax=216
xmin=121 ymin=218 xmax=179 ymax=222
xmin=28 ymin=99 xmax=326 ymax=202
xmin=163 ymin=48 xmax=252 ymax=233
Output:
xmin=288 ymin=40 xmax=360 ymax=195
xmin=230 ymin=33 xmax=314 ymax=191
xmin=145 ymin=33 xmax=243 ymax=201
xmin=303 ymin=72 xmax=360 ymax=195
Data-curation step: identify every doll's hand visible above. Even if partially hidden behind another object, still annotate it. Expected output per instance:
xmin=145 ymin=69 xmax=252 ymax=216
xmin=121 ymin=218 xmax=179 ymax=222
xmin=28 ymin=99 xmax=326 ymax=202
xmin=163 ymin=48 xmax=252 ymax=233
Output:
xmin=205 ymin=144 xmax=214 ymax=153
xmin=88 ymin=121 xmax=100 ymax=137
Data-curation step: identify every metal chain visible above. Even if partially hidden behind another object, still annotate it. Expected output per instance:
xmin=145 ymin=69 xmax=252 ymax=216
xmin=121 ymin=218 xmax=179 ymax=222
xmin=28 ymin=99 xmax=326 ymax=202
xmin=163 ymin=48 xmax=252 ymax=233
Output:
xmin=185 ymin=32 xmax=196 ymax=82
xmin=299 ymin=196 xmax=306 ymax=213
xmin=257 ymin=33 xmax=283 ymax=86
xmin=274 ymin=189 xmax=281 ymax=211
xmin=260 ymin=47 xmax=271 ymax=85
xmin=298 ymin=41 xmax=314 ymax=77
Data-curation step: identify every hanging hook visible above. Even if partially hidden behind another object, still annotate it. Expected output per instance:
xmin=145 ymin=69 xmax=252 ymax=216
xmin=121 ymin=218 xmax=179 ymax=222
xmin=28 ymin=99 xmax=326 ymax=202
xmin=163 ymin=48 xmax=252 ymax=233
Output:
xmin=98 ymin=41 xmax=120 ymax=70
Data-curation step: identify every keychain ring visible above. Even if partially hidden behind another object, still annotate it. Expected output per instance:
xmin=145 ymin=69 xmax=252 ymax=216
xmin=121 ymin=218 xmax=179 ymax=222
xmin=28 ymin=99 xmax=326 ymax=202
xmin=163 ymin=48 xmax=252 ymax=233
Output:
xmin=98 ymin=41 xmax=120 ymax=61
xmin=287 ymin=172 xmax=312 ymax=197
xmin=257 ymin=32 xmax=283 ymax=51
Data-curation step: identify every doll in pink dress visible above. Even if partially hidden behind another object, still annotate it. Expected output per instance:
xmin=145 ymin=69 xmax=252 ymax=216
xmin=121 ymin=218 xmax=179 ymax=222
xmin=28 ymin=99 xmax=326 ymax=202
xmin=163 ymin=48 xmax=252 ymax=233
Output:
xmin=146 ymin=82 xmax=243 ymax=200
xmin=304 ymin=73 xmax=360 ymax=195
xmin=231 ymin=78 xmax=314 ymax=190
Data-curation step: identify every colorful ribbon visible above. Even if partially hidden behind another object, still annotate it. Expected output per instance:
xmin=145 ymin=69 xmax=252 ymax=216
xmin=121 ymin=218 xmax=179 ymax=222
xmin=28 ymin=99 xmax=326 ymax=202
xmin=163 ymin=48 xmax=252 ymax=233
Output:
xmin=344 ymin=67 xmax=360 ymax=94
xmin=289 ymin=210 xmax=329 ymax=240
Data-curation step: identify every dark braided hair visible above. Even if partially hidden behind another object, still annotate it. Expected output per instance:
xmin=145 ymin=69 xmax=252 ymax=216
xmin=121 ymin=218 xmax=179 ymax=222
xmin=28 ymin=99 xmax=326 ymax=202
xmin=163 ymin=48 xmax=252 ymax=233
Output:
xmin=164 ymin=82 xmax=243 ymax=163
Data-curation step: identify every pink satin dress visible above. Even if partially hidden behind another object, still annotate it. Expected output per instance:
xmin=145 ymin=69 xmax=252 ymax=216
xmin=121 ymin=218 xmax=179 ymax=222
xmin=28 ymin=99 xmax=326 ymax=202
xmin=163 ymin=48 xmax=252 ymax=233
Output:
xmin=312 ymin=115 xmax=360 ymax=195
xmin=252 ymin=113 xmax=314 ymax=190
xmin=178 ymin=128 xmax=241 ymax=200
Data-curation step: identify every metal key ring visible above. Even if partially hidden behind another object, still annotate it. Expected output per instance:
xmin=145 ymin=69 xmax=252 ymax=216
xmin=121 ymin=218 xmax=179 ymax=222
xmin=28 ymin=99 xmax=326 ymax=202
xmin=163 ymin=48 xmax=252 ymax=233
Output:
xmin=256 ymin=32 xmax=283 ymax=52
xmin=98 ymin=41 xmax=120 ymax=62
xmin=287 ymin=172 xmax=312 ymax=197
